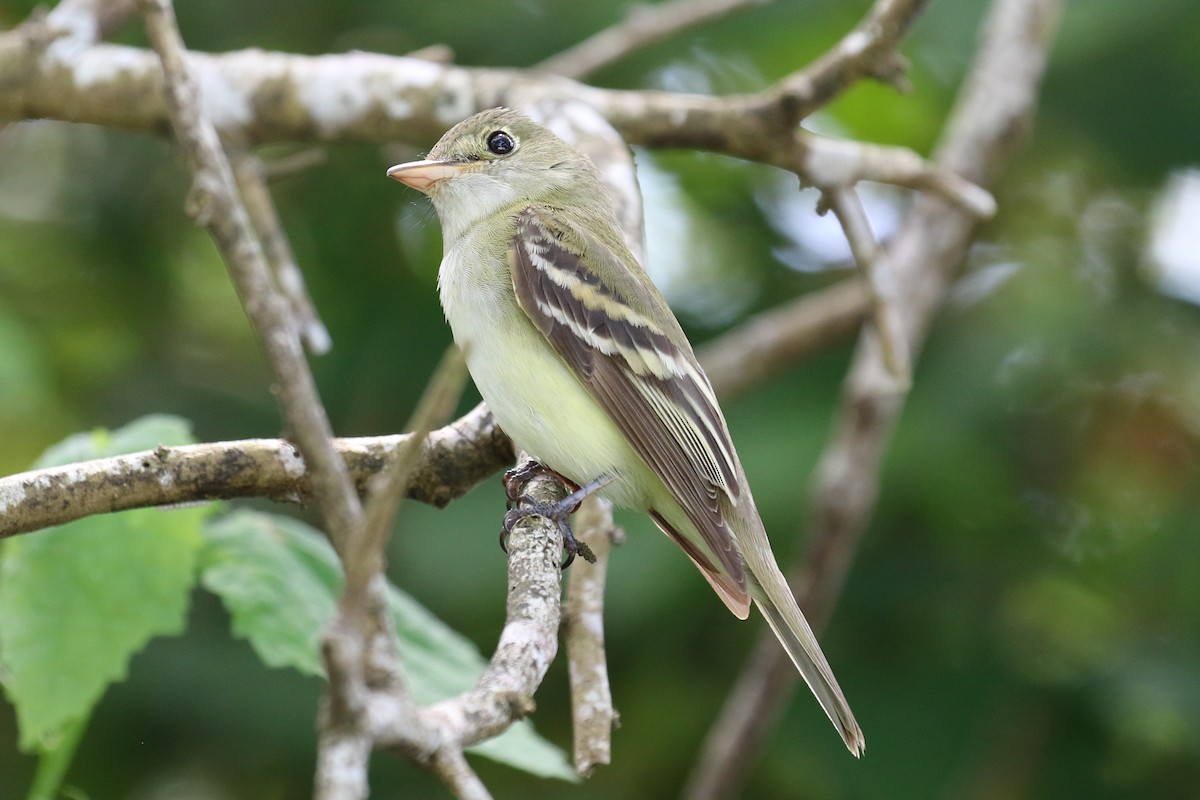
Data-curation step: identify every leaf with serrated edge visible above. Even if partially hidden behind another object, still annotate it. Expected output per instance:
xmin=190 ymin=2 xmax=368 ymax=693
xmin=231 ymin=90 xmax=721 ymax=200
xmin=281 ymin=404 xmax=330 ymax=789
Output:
xmin=198 ymin=510 xmax=576 ymax=781
xmin=0 ymin=415 xmax=207 ymax=751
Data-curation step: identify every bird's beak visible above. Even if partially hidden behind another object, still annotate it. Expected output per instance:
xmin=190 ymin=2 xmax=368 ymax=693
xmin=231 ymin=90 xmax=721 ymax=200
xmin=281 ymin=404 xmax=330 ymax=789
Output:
xmin=386 ymin=159 xmax=466 ymax=193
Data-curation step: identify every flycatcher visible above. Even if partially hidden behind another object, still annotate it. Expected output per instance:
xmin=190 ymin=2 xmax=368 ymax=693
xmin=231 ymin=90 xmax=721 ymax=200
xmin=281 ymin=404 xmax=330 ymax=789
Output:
xmin=388 ymin=108 xmax=864 ymax=755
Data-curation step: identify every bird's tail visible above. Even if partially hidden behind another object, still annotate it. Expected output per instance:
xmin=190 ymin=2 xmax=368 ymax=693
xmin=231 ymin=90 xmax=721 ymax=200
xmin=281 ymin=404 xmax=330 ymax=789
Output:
xmin=747 ymin=556 xmax=865 ymax=756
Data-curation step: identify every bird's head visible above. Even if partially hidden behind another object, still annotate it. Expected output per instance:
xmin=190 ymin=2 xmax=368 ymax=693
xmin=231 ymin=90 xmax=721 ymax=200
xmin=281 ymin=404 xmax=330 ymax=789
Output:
xmin=388 ymin=108 xmax=600 ymax=232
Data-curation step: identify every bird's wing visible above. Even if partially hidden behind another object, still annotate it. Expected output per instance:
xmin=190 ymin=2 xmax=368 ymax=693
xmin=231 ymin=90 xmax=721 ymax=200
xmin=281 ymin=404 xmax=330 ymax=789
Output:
xmin=508 ymin=205 xmax=748 ymax=606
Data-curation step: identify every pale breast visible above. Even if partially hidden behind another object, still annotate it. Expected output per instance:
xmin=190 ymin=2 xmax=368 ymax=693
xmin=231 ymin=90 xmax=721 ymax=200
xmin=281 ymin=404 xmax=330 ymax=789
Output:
xmin=437 ymin=238 xmax=652 ymax=509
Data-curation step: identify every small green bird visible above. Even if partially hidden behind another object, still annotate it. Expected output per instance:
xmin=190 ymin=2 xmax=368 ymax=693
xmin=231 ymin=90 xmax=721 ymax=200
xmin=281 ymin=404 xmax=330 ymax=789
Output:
xmin=388 ymin=108 xmax=864 ymax=755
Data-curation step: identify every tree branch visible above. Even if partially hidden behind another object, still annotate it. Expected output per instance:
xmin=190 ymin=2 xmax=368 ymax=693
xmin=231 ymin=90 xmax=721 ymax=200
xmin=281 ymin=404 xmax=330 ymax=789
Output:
xmin=347 ymin=347 xmax=468 ymax=604
xmin=0 ymin=2 xmax=1038 ymax=793
xmin=564 ymin=497 xmax=623 ymax=775
xmin=0 ymin=265 xmax=867 ymax=544
xmin=685 ymin=0 xmax=1064 ymax=796
xmin=231 ymin=148 xmax=332 ymax=355
xmin=0 ymin=403 xmax=512 ymax=541
xmin=696 ymin=278 xmax=868 ymax=399
xmin=388 ymin=469 xmax=570 ymax=753
xmin=823 ymin=186 xmax=910 ymax=385
xmin=763 ymin=0 xmax=930 ymax=125
xmin=138 ymin=0 xmax=364 ymax=553
xmin=0 ymin=13 xmax=992 ymax=220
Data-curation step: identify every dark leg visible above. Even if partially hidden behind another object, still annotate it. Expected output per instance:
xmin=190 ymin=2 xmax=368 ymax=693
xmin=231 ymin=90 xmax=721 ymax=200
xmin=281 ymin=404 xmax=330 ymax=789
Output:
xmin=502 ymin=461 xmax=580 ymax=508
xmin=500 ymin=463 xmax=611 ymax=568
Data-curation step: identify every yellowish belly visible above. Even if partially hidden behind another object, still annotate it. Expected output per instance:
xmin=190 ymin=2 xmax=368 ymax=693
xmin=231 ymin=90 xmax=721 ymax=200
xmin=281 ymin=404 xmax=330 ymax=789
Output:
xmin=439 ymin=270 xmax=651 ymax=509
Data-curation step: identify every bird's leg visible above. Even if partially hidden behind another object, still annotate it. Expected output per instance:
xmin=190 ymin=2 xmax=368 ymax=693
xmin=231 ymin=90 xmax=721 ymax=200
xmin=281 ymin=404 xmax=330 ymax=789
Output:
xmin=500 ymin=462 xmax=611 ymax=568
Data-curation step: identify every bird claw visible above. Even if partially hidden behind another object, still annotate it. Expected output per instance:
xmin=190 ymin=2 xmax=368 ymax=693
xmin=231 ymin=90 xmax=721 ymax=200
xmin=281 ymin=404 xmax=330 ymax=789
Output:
xmin=499 ymin=463 xmax=609 ymax=568
xmin=501 ymin=507 xmax=592 ymax=568
xmin=503 ymin=461 xmax=579 ymax=508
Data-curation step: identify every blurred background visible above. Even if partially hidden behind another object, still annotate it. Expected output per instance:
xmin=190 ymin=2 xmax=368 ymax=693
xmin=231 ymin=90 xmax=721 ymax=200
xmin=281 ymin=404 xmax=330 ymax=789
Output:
xmin=2 ymin=0 xmax=1199 ymax=797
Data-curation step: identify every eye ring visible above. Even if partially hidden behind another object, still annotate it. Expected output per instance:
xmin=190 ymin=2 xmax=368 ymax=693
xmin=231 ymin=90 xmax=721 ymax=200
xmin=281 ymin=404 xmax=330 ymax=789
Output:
xmin=486 ymin=130 xmax=516 ymax=155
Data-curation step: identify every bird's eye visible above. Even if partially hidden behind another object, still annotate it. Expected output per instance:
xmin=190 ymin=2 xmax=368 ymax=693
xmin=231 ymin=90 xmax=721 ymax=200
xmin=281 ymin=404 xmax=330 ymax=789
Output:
xmin=486 ymin=130 xmax=516 ymax=155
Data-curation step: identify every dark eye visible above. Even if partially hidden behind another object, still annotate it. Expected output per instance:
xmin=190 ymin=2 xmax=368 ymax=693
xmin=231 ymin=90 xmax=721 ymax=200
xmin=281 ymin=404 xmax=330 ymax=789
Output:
xmin=486 ymin=130 xmax=515 ymax=155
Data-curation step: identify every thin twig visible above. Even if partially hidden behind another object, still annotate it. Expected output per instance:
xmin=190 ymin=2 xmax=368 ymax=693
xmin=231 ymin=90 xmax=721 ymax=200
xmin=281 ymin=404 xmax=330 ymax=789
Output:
xmin=414 ymin=466 xmax=570 ymax=748
xmin=794 ymin=134 xmax=998 ymax=219
xmin=564 ymin=496 xmax=622 ymax=775
xmin=405 ymin=43 xmax=455 ymax=64
xmin=764 ymin=0 xmax=930 ymax=125
xmin=138 ymin=0 xmax=364 ymax=555
xmin=232 ymin=148 xmax=333 ymax=354
xmin=43 ymin=0 xmax=136 ymax=44
xmin=318 ymin=352 xmax=471 ymax=800
xmin=320 ymin=349 xmax=469 ymax=797
xmin=823 ymin=187 xmax=910 ymax=386
xmin=685 ymin=0 xmax=1063 ymax=796
xmin=536 ymin=0 xmax=769 ymax=80
xmin=262 ymin=147 xmax=328 ymax=181
xmin=348 ymin=346 xmax=468 ymax=603
xmin=429 ymin=749 xmax=492 ymax=800
xmin=697 ymin=279 xmax=868 ymax=399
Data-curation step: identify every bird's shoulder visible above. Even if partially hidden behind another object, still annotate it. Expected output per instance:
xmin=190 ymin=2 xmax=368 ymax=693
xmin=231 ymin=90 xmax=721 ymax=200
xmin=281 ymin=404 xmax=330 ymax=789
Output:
xmin=508 ymin=203 xmax=685 ymax=339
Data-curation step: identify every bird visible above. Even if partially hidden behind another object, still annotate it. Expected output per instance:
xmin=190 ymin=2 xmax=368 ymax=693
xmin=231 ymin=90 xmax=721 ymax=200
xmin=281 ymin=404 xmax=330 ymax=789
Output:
xmin=387 ymin=107 xmax=864 ymax=755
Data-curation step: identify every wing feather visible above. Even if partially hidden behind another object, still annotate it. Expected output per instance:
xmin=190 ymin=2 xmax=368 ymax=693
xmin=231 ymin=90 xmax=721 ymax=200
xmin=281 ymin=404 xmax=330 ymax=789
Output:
xmin=509 ymin=206 xmax=745 ymax=590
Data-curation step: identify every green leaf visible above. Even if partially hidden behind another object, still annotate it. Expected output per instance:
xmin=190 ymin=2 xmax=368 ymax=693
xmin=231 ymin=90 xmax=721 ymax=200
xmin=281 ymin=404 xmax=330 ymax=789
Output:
xmin=32 ymin=413 xmax=196 ymax=471
xmin=0 ymin=415 xmax=207 ymax=752
xmin=198 ymin=510 xmax=577 ymax=781
xmin=198 ymin=512 xmax=335 ymax=677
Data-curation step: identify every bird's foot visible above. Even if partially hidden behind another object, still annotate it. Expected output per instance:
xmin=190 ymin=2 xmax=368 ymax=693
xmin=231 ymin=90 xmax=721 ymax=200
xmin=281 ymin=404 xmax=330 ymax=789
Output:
xmin=500 ymin=463 xmax=611 ymax=568
xmin=502 ymin=460 xmax=580 ymax=508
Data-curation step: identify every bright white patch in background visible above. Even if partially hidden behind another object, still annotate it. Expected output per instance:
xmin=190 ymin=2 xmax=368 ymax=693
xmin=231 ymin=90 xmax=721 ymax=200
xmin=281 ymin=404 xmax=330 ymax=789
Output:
xmin=950 ymin=256 xmax=1022 ymax=308
xmin=754 ymin=171 xmax=903 ymax=271
xmin=636 ymin=154 xmax=755 ymax=327
xmin=1146 ymin=168 xmax=1200 ymax=305
xmin=650 ymin=60 xmax=713 ymax=95
xmin=649 ymin=49 xmax=764 ymax=96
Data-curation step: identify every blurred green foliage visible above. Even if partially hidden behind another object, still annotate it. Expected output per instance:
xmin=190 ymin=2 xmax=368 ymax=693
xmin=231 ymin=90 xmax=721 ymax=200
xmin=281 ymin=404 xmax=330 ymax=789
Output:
xmin=2 ymin=0 xmax=1199 ymax=797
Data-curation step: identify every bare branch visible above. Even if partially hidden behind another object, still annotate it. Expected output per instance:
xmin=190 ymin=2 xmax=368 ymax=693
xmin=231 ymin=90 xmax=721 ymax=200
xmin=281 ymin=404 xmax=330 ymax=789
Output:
xmin=405 ymin=44 xmax=455 ymax=64
xmin=686 ymin=0 xmax=1064 ymax=796
xmin=795 ymin=134 xmax=998 ymax=221
xmin=0 ymin=272 xmax=869 ymax=543
xmin=564 ymin=497 xmax=622 ymax=775
xmin=0 ymin=403 xmax=512 ymax=541
xmin=407 ymin=467 xmax=570 ymax=749
xmin=428 ymin=749 xmax=492 ymax=800
xmin=0 ymin=21 xmax=994 ymax=220
xmin=696 ymin=279 xmax=868 ymax=399
xmin=261 ymin=147 xmax=328 ymax=181
xmin=313 ymin=730 xmax=372 ymax=800
xmin=537 ymin=0 xmax=770 ymax=80
xmin=823 ymin=187 xmax=910 ymax=386
xmin=138 ymin=0 xmax=364 ymax=553
xmin=765 ymin=0 xmax=930 ymax=124
xmin=681 ymin=631 xmax=794 ymax=800
xmin=232 ymin=149 xmax=333 ymax=354
xmin=317 ymin=465 xmax=577 ymax=796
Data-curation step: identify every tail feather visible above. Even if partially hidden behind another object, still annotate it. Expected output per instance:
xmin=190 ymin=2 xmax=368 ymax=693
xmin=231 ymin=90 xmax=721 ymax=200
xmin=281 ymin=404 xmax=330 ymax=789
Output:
xmin=748 ymin=560 xmax=865 ymax=757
